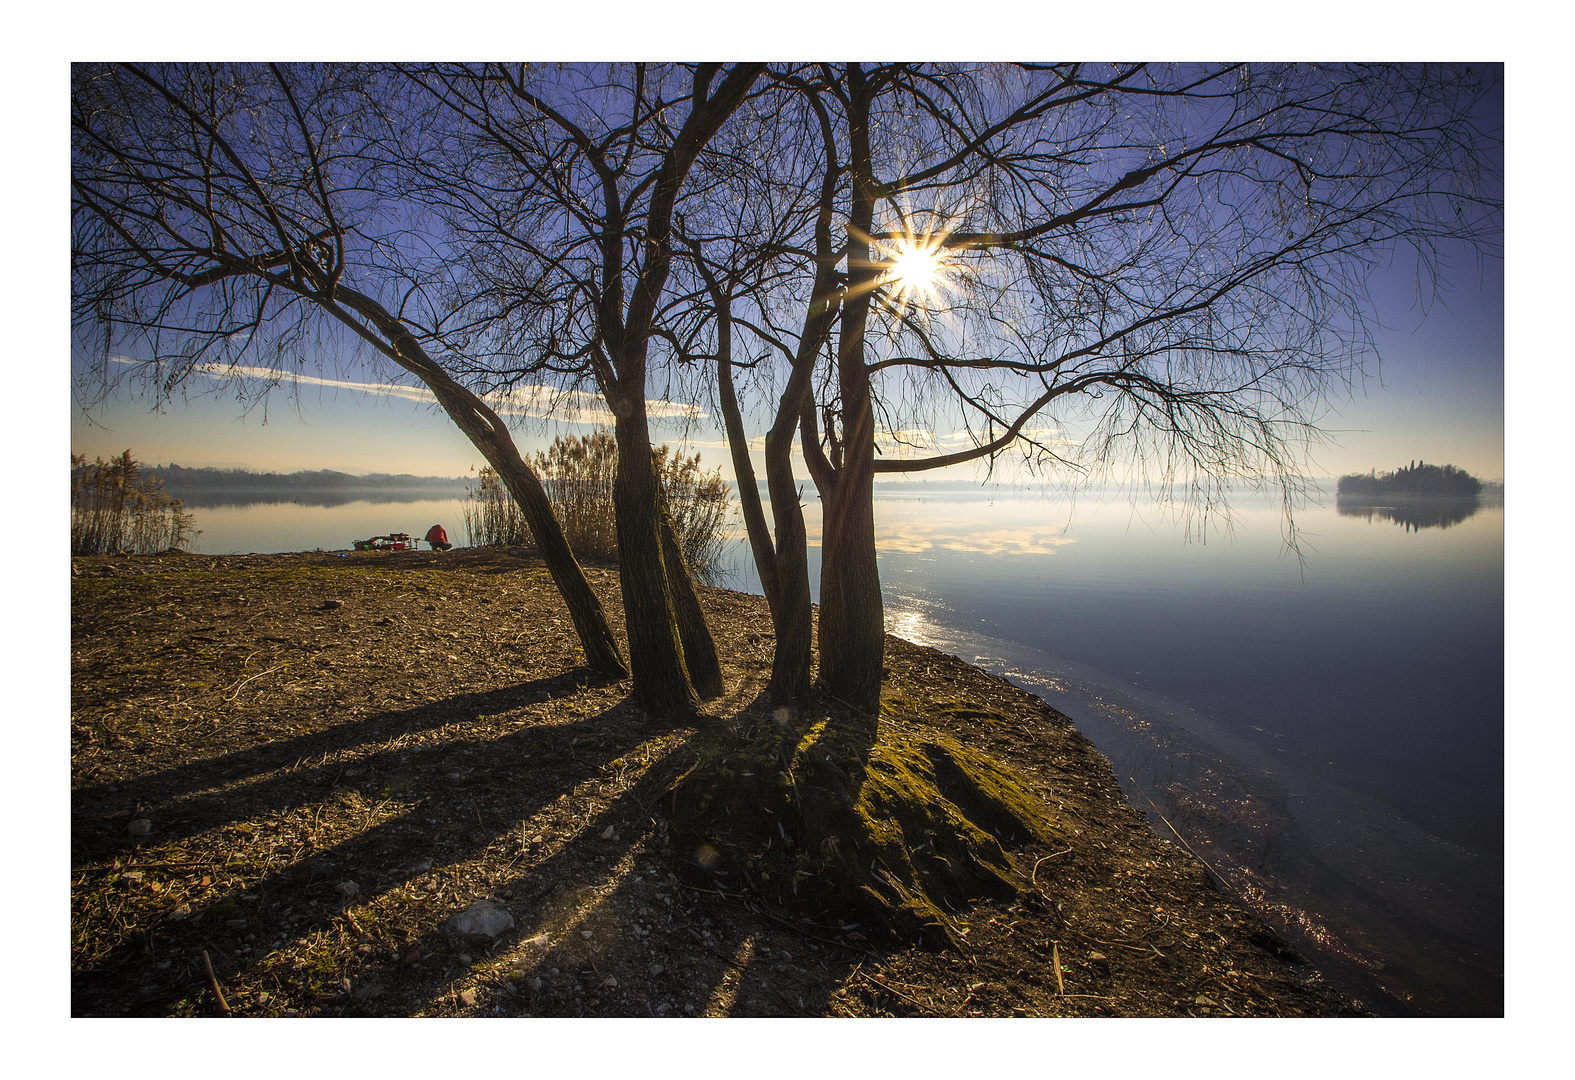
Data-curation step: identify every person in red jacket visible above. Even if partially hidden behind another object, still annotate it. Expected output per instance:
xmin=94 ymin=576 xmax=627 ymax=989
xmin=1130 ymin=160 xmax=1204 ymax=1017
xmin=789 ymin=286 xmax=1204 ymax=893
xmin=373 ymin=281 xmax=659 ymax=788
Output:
xmin=425 ymin=524 xmax=452 ymax=552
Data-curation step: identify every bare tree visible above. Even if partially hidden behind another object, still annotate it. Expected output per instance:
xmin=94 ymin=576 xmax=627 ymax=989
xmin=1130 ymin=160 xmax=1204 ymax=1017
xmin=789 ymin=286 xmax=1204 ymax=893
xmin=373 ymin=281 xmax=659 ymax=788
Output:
xmin=70 ymin=62 xmax=628 ymax=678
xmin=390 ymin=63 xmax=767 ymax=718
xmin=765 ymin=62 xmax=1501 ymax=712
xmin=671 ymin=68 xmax=844 ymax=705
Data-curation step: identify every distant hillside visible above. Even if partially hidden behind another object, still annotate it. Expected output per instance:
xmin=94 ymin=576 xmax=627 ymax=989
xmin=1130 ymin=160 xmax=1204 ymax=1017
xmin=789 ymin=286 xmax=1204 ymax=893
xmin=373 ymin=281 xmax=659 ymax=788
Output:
xmin=151 ymin=465 xmax=468 ymax=508
xmin=155 ymin=464 xmax=467 ymax=491
xmin=1337 ymin=461 xmax=1483 ymax=499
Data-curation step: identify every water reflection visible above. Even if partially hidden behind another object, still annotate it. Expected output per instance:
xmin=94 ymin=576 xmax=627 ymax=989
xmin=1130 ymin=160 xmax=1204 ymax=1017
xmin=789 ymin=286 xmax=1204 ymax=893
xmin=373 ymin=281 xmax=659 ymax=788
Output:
xmin=1335 ymin=495 xmax=1483 ymax=532
xmin=174 ymin=486 xmax=467 ymax=510
xmin=878 ymin=520 xmax=1078 ymax=556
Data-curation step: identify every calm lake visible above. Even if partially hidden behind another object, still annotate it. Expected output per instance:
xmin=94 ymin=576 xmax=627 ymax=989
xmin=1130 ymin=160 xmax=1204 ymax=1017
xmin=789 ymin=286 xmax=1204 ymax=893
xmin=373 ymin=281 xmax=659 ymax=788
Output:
xmin=173 ymin=482 xmax=1504 ymax=1016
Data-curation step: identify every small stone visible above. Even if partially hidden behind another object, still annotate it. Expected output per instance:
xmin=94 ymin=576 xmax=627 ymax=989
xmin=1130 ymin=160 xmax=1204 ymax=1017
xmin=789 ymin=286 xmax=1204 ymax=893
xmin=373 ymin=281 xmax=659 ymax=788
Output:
xmin=166 ymin=903 xmax=191 ymax=922
xmin=256 ymin=992 xmax=270 ymax=1005
xmin=334 ymin=881 xmax=360 ymax=899
xmin=602 ymin=976 xmax=619 ymax=990
xmin=459 ymin=989 xmax=478 ymax=1006
xmin=127 ymin=818 xmax=152 ymax=837
xmin=340 ymin=977 xmax=352 ymax=995
xmin=600 ymin=825 xmax=616 ymax=840
xmin=457 ymin=953 xmax=472 ymax=965
xmin=528 ymin=977 xmax=543 ymax=991
xmin=119 ymin=871 xmax=144 ymax=886
xmin=447 ymin=899 xmax=515 ymax=942
xmin=650 ymin=963 xmax=664 ymax=976
xmin=319 ymin=599 xmax=343 ymax=610
xmin=581 ymin=929 xmax=593 ymax=939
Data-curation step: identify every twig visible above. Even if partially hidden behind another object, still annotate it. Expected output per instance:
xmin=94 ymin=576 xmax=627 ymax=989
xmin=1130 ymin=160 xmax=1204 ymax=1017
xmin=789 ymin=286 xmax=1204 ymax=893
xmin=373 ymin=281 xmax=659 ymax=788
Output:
xmin=1052 ymin=942 xmax=1065 ymax=995
xmin=223 ymin=663 xmax=286 ymax=702
xmin=1127 ymin=778 xmax=1228 ymax=886
xmin=859 ymin=970 xmax=936 ymax=1015
xmin=747 ymin=898 xmax=864 ymax=951
xmin=1031 ymin=847 xmax=1073 ymax=885
xmin=202 ymin=950 xmax=231 ymax=1014
xmin=676 ymin=881 xmax=748 ymax=902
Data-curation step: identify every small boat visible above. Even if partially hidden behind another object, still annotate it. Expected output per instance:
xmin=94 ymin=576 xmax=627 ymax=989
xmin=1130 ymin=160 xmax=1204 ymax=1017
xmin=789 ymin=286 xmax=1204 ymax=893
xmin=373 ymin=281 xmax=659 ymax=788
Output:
xmin=351 ymin=533 xmax=418 ymax=552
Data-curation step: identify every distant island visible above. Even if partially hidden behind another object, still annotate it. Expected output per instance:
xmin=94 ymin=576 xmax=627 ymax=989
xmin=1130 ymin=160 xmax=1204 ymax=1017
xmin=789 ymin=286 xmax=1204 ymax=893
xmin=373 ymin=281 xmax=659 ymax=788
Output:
xmin=152 ymin=465 xmax=469 ymax=509
xmin=1336 ymin=461 xmax=1489 ymax=499
xmin=1335 ymin=462 xmax=1500 ymax=531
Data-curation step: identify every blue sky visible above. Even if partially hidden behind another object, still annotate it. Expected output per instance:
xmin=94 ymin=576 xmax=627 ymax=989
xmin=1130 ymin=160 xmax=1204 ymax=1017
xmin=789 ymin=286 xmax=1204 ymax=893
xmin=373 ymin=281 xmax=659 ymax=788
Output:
xmin=66 ymin=63 xmax=1506 ymax=486
xmin=67 ymin=234 xmax=1506 ymax=484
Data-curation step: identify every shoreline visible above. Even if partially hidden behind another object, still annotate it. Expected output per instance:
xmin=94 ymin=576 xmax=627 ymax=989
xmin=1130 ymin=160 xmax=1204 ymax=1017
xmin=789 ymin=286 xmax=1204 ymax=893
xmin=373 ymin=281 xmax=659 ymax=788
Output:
xmin=71 ymin=548 xmax=1362 ymax=1016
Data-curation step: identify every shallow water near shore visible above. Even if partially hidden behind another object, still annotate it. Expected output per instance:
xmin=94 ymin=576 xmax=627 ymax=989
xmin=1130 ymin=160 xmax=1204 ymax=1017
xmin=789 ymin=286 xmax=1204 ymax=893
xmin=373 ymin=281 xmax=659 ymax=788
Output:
xmin=857 ymin=486 xmax=1503 ymax=1015
xmin=173 ymin=482 xmax=1504 ymax=1015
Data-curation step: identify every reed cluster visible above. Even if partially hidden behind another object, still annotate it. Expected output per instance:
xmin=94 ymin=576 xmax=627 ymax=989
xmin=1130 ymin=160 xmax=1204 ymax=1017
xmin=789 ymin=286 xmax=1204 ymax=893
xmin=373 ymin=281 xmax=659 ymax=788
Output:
xmin=463 ymin=429 xmax=731 ymax=578
xmin=71 ymin=451 xmax=197 ymax=555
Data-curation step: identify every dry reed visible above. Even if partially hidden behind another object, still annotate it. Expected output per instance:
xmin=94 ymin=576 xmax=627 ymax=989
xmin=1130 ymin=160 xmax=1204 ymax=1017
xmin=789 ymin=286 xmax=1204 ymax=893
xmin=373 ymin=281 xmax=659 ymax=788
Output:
xmin=71 ymin=451 xmax=197 ymax=555
xmin=462 ymin=429 xmax=730 ymax=578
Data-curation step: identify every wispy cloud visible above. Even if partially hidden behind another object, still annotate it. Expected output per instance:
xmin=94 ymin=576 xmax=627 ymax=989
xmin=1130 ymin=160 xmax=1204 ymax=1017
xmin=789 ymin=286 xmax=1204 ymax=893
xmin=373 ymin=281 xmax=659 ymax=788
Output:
xmin=109 ymin=357 xmax=704 ymax=425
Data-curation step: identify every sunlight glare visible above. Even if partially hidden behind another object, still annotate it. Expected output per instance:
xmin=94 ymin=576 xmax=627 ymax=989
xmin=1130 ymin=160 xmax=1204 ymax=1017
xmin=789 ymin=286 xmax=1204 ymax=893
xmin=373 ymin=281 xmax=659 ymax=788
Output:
xmin=892 ymin=247 xmax=941 ymax=291
xmin=877 ymin=232 xmax=960 ymax=311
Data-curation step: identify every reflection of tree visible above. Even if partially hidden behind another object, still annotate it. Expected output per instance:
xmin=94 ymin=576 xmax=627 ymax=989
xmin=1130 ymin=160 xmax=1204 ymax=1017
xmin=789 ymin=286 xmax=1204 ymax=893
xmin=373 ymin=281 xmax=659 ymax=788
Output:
xmin=1335 ymin=495 xmax=1482 ymax=532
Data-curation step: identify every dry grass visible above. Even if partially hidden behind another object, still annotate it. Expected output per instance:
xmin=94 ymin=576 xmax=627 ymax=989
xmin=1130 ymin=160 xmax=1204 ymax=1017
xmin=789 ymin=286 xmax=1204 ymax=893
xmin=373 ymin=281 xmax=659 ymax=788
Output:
xmin=70 ymin=549 xmax=1362 ymax=1018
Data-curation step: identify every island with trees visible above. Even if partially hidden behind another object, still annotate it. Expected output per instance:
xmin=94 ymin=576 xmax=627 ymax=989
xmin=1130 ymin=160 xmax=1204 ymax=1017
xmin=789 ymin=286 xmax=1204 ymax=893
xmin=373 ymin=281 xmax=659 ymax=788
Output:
xmin=1335 ymin=462 xmax=1497 ymax=531
xmin=1337 ymin=460 xmax=1485 ymax=499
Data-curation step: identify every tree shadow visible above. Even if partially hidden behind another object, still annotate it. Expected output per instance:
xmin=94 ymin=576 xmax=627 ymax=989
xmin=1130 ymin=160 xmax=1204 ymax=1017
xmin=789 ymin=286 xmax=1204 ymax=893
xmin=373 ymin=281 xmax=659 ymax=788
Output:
xmin=71 ymin=667 xmax=623 ymax=861
xmin=330 ymin=750 xmax=866 ymax=1016
xmin=74 ymin=685 xmax=871 ymax=1017
xmin=665 ymin=686 xmax=1061 ymax=953
xmin=72 ymin=676 xmax=652 ymax=1014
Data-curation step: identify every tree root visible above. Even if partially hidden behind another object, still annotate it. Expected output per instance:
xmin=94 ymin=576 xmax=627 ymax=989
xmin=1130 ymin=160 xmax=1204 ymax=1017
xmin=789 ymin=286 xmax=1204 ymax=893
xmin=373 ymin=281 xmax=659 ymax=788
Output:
xmin=667 ymin=694 xmax=1067 ymax=948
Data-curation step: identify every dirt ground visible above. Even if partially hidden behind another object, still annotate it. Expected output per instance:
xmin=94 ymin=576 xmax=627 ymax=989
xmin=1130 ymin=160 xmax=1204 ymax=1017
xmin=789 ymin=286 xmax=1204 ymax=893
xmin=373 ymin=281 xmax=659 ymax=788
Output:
xmin=70 ymin=548 xmax=1363 ymax=1017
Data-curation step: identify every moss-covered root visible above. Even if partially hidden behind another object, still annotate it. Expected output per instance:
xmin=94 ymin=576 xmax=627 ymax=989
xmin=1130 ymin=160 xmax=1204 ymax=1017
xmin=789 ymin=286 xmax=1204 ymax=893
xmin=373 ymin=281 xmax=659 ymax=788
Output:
xmin=667 ymin=699 xmax=1066 ymax=948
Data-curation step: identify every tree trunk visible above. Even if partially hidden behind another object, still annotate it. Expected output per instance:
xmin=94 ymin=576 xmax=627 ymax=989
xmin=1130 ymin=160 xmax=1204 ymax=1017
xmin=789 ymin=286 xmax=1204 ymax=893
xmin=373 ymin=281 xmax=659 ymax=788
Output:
xmin=817 ymin=394 xmax=883 ymax=714
xmin=612 ymin=410 xmax=699 ymax=719
xmin=718 ymin=352 xmax=780 ymax=611
xmin=659 ymin=504 xmax=724 ymax=699
xmin=487 ymin=441 xmax=628 ymax=678
xmin=331 ymin=287 xmax=627 ymax=680
xmin=817 ymin=64 xmax=885 ymax=714
xmin=763 ymin=426 xmax=815 ymax=703
xmin=717 ymin=341 xmax=814 ymax=704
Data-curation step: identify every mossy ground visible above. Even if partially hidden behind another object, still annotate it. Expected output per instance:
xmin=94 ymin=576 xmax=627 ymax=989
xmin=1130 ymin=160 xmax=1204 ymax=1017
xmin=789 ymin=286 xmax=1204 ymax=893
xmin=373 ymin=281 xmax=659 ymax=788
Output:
xmin=71 ymin=549 xmax=1363 ymax=1017
xmin=667 ymin=695 xmax=1068 ymax=948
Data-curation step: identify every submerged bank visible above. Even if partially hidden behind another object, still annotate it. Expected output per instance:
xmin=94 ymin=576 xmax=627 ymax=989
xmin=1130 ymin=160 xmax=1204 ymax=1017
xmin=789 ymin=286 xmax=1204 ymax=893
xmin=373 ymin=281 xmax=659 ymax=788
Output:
xmin=71 ymin=548 xmax=1360 ymax=1016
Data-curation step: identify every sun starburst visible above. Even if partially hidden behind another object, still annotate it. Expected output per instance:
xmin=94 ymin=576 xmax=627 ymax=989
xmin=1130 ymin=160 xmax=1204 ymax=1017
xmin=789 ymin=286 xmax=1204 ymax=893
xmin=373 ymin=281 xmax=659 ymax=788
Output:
xmin=875 ymin=227 xmax=961 ymax=311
